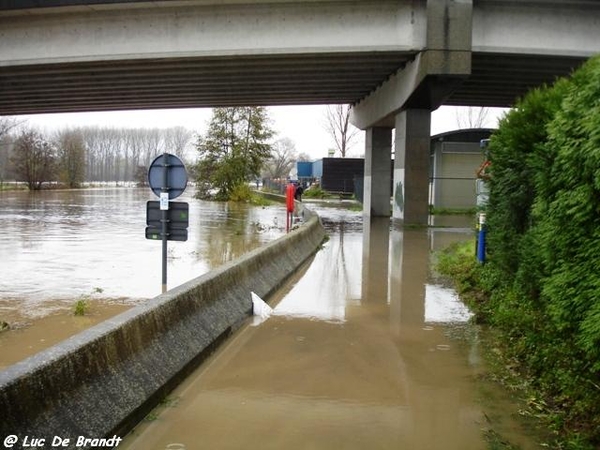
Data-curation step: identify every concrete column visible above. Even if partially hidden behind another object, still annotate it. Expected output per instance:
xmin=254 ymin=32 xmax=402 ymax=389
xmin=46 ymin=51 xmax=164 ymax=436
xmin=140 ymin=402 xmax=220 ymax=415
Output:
xmin=393 ymin=109 xmax=431 ymax=225
xmin=363 ymin=127 xmax=392 ymax=217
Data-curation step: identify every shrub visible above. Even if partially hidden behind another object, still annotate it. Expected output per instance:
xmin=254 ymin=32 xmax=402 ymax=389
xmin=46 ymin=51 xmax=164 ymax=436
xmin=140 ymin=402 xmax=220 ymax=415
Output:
xmin=460 ymin=55 xmax=600 ymax=447
xmin=303 ymin=186 xmax=328 ymax=199
xmin=73 ymin=298 xmax=89 ymax=316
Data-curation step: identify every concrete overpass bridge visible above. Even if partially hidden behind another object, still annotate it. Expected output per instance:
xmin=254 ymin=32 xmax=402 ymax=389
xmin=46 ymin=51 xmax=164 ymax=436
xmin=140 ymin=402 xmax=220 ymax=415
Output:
xmin=1 ymin=0 xmax=598 ymax=223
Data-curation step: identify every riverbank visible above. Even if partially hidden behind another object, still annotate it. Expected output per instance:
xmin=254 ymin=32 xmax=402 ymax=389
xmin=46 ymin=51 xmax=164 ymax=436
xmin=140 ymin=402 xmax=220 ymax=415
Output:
xmin=0 ymin=181 xmax=141 ymax=191
xmin=436 ymin=240 xmax=599 ymax=450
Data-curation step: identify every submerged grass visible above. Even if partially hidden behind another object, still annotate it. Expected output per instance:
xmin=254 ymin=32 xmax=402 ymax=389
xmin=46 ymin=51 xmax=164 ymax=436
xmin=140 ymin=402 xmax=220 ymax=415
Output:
xmin=73 ymin=298 xmax=89 ymax=316
xmin=72 ymin=287 xmax=104 ymax=316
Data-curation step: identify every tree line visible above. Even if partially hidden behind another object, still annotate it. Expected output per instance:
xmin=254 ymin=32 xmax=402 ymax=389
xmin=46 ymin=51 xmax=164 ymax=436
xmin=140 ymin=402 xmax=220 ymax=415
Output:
xmin=1 ymin=105 xmax=358 ymax=193
xmin=0 ymin=123 xmax=193 ymax=189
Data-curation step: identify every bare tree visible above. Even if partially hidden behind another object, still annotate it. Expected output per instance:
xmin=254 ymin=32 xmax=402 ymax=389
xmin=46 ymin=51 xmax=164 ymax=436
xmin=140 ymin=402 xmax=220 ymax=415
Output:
xmin=455 ymin=106 xmax=491 ymax=129
xmin=324 ymin=104 xmax=360 ymax=158
xmin=264 ymin=137 xmax=297 ymax=179
xmin=297 ymin=152 xmax=311 ymax=162
xmin=163 ymin=126 xmax=193 ymax=161
xmin=0 ymin=117 xmax=22 ymax=140
xmin=11 ymin=125 xmax=197 ymax=185
xmin=140 ymin=128 xmax=162 ymax=167
xmin=0 ymin=134 xmax=15 ymax=188
xmin=0 ymin=117 xmax=22 ymax=188
xmin=11 ymin=128 xmax=57 ymax=190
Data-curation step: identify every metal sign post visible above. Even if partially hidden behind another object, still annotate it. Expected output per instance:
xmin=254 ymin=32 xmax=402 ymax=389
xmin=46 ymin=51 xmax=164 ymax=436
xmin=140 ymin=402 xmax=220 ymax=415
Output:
xmin=146 ymin=153 xmax=188 ymax=294
xmin=161 ymin=154 xmax=169 ymax=293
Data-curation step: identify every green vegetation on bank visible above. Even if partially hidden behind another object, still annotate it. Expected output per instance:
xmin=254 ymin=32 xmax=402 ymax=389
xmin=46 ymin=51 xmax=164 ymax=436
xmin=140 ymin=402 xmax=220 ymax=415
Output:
xmin=438 ymin=55 xmax=600 ymax=449
xmin=302 ymin=186 xmax=330 ymax=199
xmin=229 ymin=183 xmax=272 ymax=206
xmin=0 ymin=183 xmax=27 ymax=191
xmin=429 ymin=206 xmax=477 ymax=216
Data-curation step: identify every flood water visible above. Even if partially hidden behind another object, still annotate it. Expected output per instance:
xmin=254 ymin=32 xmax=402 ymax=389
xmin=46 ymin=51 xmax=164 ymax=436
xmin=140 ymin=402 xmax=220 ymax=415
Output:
xmin=120 ymin=207 xmax=542 ymax=450
xmin=0 ymin=187 xmax=286 ymax=367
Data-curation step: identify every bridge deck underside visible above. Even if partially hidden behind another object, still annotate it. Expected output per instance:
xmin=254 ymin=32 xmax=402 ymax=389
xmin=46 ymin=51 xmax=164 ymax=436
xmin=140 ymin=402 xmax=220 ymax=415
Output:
xmin=446 ymin=53 xmax=587 ymax=107
xmin=0 ymin=52 xmax=413 ymax=115
xmin=0 ymin=51 xmax=587 ymax=115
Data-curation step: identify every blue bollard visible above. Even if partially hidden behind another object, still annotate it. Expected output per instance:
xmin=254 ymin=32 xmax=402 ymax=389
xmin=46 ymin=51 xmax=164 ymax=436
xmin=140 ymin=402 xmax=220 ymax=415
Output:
xmin=477 ymin=213 xmax=486 ymax=264
xmin=477 ymin=227 xmax=486 ymax=263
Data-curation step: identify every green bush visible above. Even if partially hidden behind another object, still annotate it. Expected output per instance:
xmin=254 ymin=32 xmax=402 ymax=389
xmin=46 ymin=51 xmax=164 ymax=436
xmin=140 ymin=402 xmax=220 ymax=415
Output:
xmin=458 ymin=55 xmax=600 ymax=448
xmin=486 ymin=78 xmax=570 ymax=278
xmin=73 ymin=298 xmax=89 ymax=316
xmin=303 ymin=186 xmax=328 ymax=199
xmin=228 ymin=183 xmax=253 ymax=202
xmin=228 ymin=182 xmax=272 ymax=206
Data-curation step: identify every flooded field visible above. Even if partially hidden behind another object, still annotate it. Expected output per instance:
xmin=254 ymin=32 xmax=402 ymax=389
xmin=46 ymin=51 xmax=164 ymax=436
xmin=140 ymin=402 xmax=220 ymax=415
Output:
xmin=0 ymin=187 xmax=286 ymax=366
xmin=120 ymin=207 xmax=543 ymax=450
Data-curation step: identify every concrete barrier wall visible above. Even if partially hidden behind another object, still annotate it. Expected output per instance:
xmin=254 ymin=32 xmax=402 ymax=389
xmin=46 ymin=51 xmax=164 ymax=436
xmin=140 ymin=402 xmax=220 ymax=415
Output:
xmin=0 ymin=213 xmax=325 ymax=447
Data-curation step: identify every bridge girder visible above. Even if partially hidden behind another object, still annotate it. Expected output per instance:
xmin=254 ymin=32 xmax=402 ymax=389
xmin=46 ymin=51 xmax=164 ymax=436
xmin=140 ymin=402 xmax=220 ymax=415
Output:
xmin=0 ymin=0 xmax=597 ymax=118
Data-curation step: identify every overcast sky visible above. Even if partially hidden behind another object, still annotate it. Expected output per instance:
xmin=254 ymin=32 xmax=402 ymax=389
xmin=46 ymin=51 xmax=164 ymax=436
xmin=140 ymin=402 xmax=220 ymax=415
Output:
xmin=19 ymin=105 xmax=506 ymax=161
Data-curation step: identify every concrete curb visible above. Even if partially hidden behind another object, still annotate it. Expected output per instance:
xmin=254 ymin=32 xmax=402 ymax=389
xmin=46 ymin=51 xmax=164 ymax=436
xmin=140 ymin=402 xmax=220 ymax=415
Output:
xmin=0 ymin=212 xmax=325 ymax=446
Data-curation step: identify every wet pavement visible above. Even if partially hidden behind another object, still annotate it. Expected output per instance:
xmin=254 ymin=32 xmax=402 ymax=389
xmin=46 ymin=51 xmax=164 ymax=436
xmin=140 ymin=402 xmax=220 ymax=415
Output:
xmin=120 ymin=207 xmax=541 ymax=450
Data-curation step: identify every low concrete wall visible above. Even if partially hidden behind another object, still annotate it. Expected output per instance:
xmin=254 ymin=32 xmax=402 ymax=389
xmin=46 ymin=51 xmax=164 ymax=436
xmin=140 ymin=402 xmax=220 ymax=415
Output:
xmin=0 ymin=213 xmax=325 ymax=447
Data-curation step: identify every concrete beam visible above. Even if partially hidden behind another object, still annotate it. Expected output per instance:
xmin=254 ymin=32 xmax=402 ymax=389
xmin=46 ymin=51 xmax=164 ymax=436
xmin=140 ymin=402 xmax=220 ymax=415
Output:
xmin=0 ymin=0 xmax=596 ymax=114
xmin=0 ymin=1 xmax=423 ymax=66
xmin=473 ymin=0 xmax=600 ymax=58
xmin=350 ymin=0 xmax=472 ymax=130
xmin=350 ymin=50 xmax=471 ymax=129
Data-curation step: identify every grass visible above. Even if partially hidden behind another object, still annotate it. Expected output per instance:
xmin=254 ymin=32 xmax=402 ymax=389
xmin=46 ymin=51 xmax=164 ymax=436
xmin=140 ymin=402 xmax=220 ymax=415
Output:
xmin=430 ymin=206 xmax=477 ymax=215
xmin=0 ymin=182 xmax=28 ymax=191
xmin=229 ymin=183 xmax=274 ymax=206
xmin=303 ymin=186 xmax=331 ymax=199
xmin=483 ymin=430 xmax=520 ymax=450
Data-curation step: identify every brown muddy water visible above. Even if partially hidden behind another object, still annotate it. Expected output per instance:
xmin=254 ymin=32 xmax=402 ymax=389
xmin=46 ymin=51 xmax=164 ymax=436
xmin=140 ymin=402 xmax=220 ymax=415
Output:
xmin=119 ymin=208 xmax=544 ymax=450
xmin=0 ymin=187 xmax=286 ymax=367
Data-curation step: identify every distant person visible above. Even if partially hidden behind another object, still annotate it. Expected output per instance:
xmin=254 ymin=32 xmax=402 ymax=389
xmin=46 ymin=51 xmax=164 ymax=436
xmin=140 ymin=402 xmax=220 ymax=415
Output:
xmin=294 ymin=184 xmax=304 ymax=201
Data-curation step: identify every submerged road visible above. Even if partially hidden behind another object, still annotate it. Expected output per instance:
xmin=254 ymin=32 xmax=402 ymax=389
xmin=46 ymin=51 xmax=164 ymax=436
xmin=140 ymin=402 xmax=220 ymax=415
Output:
xmin=119 ymin=206 xmax=536 ymax=449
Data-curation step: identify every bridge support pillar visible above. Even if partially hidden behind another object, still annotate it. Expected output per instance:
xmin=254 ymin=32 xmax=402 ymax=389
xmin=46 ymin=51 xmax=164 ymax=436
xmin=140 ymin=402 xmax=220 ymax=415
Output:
xmin=392 ymin=109 xmax=431 ymax=226
xmin=363 ymin=127 xmax=393 ymax=217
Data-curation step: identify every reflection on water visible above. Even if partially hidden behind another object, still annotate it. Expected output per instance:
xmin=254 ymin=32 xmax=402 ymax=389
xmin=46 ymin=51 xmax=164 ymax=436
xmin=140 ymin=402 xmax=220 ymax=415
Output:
xmin=274 ymin=221 xmax=362 ymax=323
xmin=0 ymin=188 xmax=286 ymax=318
xmin=426 ymin=284 xmax=473 ymax=323
xmin=121 ymin=210 xmax=540 ymax=450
